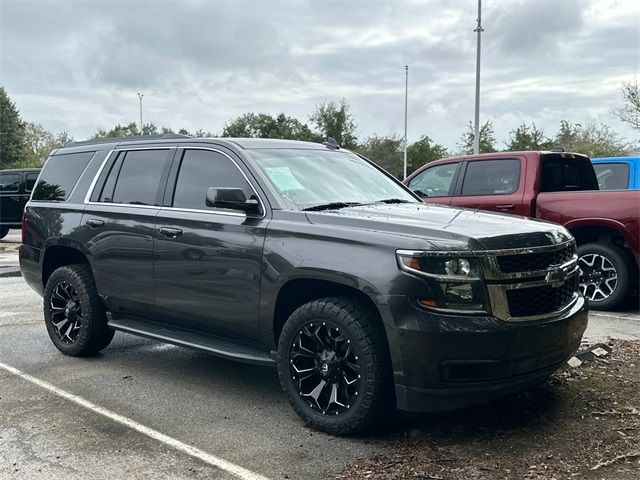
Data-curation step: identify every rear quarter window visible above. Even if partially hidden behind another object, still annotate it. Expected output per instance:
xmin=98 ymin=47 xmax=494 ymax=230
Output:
xmin=32 ymin=152 xmax=94 ymax=201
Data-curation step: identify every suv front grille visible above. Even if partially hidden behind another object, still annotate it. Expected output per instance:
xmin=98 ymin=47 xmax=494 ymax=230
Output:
xmin=505 ymin=276 xmax=578 ymax=318
xmin=496 ymin=243 xmax=575 ymax=273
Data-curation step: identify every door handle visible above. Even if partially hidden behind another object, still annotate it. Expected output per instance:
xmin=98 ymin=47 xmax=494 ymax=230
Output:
xmin=10 ymin=196 xmax=21 ymax=202
xmin=496 ymin=204 xmax=515 ymax=211
xmin=159 ymin=227 xmax=183 ymax=238
xmin=85 ymin=219 xmax=105 ymax=228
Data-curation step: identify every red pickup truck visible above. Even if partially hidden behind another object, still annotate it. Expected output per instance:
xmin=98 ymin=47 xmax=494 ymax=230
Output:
xmin=404 ymin=150 xmax=640 ymax=310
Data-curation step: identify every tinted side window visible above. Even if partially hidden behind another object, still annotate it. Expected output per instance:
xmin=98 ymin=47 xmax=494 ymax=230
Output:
xmin=110 ymin=150 xmax=171 ymax=206
xmin=172 ymin=149 xmax=253 ymax=210
xmin=32 ymin=152 xmax=94 ymax=201
xmin=0 ymin=173 xmax=20 ymax=192
xmin=593 ymin=163 xmax=629 ymax=190
xmin=540 ymin=156 xmax=599 ymax=192
xmin=461 ymin=159 xmax=520 ymax=196
xmin=408 ymin=163 xmax=459 ymax=197
xmin=25 ymin=173 xmax=39 ymax=192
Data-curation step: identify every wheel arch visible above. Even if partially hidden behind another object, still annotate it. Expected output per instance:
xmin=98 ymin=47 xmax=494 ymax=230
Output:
xmin=41 ymin=243 xmax=91 ymax=288
xmin=567 ymin=221 xmax=637 ymax=267
xmin=271 ymin=277 xmax=386 ymax=346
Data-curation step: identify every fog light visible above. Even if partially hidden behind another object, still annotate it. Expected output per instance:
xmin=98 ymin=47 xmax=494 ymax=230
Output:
xmin=444 ymin=283 xmax=474 ymax=302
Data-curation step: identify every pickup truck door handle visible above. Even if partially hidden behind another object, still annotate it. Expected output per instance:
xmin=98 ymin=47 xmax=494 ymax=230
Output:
xmin=10 ymin=196 xmax=21 ymax=202
xmin=158 ymin=227 xmax=183 ymax=238
xmin=85 ymin=219 xmax=105 ymax=228
xmin=496 ymin=204 xmax=515 ymax=211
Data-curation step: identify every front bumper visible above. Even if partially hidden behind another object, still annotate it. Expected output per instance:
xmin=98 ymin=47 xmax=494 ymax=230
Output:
xmin=383 ymin=294 xmax=588 ymax=412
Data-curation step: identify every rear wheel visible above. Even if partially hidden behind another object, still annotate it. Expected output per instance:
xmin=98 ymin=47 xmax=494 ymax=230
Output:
xmin=277 ymin=297 xmax=392 ymax=435
xmin=0 ymin=227 xmax=9 ymax=239
xmin=43 ymin=264 xmax=114 ymax=356
xmin=578 ymin=243 xmax=631 ymax=311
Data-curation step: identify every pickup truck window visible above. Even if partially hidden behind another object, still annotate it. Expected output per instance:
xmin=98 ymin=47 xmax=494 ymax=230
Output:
xmin=248 ymin=149 xmax=416 ymax=209
xmin=408 ymin=163 xmax=459 ymax=197
xmin=540 ymin=155 xmax=598 ymax=192
xmin=0 ymin=173 xmax=20 ymax=192
xmin=32 ymin=151 xmax=94 ymax=201
xmin=461 ymin=159 xmax=520 ymax=196
xmin=25 ymin=173 xmax=39 ymax=192
xmin=593 ymin=163 xmax=629 ymax=190
xmin=172 ymin=149 xmax=254 ymax=210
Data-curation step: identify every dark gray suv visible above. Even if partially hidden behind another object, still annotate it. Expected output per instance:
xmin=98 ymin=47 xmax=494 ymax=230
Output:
xmin=20 ymin=135 xmax=588 ymax=434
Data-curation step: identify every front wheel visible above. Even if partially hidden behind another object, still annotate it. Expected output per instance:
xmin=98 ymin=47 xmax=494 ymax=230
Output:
xmin=578 ymin=243 xmax=631 ymax=311
xmin=277 ymin=297 xmax=392 ymax=435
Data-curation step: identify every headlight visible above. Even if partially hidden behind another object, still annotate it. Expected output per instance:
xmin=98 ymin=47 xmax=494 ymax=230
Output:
xmin=396 ymin=250 xmax=489 ymax=314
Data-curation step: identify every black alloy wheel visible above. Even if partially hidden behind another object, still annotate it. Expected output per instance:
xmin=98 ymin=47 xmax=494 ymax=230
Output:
xmin=277 ymin=297 xmax=392 ymax=435
xmin=289 ymin=321 xmax=360 ymax=415
xmin=49 ymin=281 xmax=84 ymax=344
xmin=43 ymin=264 xmax=114 ymax=356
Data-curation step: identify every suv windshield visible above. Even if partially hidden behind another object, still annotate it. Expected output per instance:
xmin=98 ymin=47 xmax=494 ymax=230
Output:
xmin=247 ymin=148 xmax=417 ymax=210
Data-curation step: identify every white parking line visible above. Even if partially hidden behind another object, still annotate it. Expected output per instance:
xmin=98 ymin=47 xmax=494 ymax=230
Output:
xmin=0 ymin=361 xmax=270 ymax=480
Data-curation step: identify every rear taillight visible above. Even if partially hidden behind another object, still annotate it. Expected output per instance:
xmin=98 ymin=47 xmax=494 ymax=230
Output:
xmin=21 ymin=210 xmax=27 ymax=244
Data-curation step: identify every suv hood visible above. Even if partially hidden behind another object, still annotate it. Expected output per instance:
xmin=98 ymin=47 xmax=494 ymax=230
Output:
xmin=305 ymin=203 xmax=572 ymax=251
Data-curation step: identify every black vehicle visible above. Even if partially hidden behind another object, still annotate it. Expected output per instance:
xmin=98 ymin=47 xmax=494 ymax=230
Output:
xmin=0 ymin=168 xmax=40 ymax=239
xmin=20 ymin=135 xmax=588 ymax=434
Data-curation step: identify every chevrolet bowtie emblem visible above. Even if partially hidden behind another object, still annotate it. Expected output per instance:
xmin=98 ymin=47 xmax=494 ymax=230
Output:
xmin=546 ymin=265 xmax=569 ymax=287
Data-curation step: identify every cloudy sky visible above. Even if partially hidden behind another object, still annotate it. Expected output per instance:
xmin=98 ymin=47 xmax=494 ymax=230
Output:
xmin=1 ymin=0 xmax=638 ymax=150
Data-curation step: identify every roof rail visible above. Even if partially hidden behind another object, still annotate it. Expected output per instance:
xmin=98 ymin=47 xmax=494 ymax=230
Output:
xmin=63 ymin=133 xmax=191 ymax=147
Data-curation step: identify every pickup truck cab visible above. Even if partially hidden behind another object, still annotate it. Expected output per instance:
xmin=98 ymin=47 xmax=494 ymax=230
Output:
xmin=592 ymin=156 xmax=639 ymax=190
xmin=0 ymin=168 xmax=40 ymax=239
xmin=405 ymin=151 xmax=640 ymax=310
xmin=21 ymin=136 xmax=587 ymax=434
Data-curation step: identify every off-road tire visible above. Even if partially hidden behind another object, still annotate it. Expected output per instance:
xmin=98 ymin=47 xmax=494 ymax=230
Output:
xmin=43 ymin=264 xmax=114 ymax=356
xmin=578 ymin=243 xmax=632 ymax=311
xmin=277 ymin=296 xmax=392 ymax=435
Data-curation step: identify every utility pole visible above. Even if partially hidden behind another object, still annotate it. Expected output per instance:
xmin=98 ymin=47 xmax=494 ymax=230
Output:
xmin=137 ymin=93 xmax=144 ymax=135
xmin=403 ymin=65 xmax=408 ymax=179
xmin=473 ymin=0 xmax=483 ymax=155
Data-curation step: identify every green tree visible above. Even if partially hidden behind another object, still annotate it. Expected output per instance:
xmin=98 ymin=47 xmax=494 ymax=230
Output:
xmin=552 ymin=120 xmax=630 ymax=157
xmin=91 ymin=122 xmax=163 ymax=139
xmin=0 ymin=86 xmax=29 ymax=168
xmin=356 ymin=134 xmax=403 ymax=178
xmin=458 ymin=120 xmax=497 ymax=155
xmin=407 ymin=135 xmax=448 ymax=175
xmin=222 ymin=112 xmax=317 ymax=141
xmin=309 ymin=100 xmax=358 ymax=148
xmin=613 ymin=77 xmax=640 ymax=132
xmin=24 ymin=123 xmax=73 ymax=165
xmin=505 ymin=123 xmax=551 ymax=151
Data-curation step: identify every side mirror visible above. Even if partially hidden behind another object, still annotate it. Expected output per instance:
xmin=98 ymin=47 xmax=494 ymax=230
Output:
xmin=205 ymin=187 xmax=262 ymax=216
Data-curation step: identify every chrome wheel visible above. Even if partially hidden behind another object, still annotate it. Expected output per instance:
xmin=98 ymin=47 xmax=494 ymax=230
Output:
xmin=49 ymin=281 xmax=83 ymax=343
xmin=578 ymin=253 xmax=618 ymax=302
xmin=289 ymin=322 xmax=360 ymax=415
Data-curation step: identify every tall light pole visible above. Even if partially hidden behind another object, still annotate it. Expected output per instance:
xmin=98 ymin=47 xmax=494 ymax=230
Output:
xmin=473 ymin=0 xmax=483 ymax=155
xmin=137 ymin=93 xmax=144 ymax=135
xmin=403 ymin=65 xmax=408 ymax=179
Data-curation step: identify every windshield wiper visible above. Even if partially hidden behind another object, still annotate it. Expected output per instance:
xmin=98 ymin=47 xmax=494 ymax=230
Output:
xmin=302 ymin=202 xmax=363 ymax=212
xmin=375 ymin=198 xmax=412 ymax=204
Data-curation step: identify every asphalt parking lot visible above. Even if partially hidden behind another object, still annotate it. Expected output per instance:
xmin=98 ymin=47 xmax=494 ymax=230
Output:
xmin=1 ymin=230 xmax=639 ymax=479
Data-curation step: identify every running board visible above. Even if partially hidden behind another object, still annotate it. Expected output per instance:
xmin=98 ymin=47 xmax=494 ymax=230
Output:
xmin=107 ymin=317 xmax=274 ymax=366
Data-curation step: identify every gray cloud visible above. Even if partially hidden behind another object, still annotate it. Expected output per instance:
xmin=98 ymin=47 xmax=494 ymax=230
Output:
xmin=0 ymin=0 xmax=637 ymax=150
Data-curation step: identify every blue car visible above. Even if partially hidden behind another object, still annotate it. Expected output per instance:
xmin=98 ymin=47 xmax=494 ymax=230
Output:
xmin=591 ymin=157 xmax=639 ymax=190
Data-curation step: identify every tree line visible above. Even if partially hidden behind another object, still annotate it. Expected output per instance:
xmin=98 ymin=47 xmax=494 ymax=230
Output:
xmin=2 ymin=82 xmax=638 ymax=178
